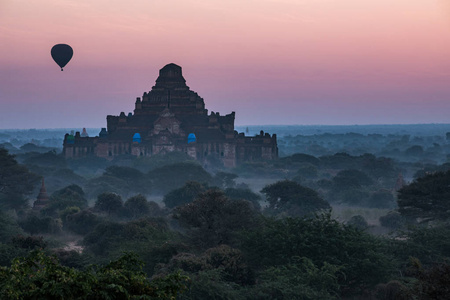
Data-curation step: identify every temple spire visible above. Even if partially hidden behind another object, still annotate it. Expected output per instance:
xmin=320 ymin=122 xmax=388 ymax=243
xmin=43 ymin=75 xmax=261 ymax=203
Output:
xmin=33 ymin=178 xmax=49 ymax=210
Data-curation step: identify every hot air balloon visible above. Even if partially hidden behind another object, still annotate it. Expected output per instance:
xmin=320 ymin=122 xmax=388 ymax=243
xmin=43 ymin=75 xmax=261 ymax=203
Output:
xmin=51 ymin=44 xmax=73 ymax=71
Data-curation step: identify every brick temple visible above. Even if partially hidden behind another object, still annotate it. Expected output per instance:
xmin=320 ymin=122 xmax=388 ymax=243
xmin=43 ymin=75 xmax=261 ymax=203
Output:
xmin=63 ymin=63 xmax=278 ymax=168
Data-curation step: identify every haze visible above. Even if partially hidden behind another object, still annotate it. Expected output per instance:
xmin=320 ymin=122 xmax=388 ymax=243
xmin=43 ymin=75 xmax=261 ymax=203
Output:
xmin=1 ymin=0 xmax=450 ymax=128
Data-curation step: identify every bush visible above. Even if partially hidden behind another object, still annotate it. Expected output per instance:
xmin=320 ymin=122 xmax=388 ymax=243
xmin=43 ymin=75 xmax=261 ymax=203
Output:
xmin=0 ymin=251 xmax=189 ymax=299
xmin=124 ymin=194 xmax=151 ymax=219
xmin=346 ymin=215 xmax=369 ymax=230
xmin=149 ymin=162 xmax=212 ymax=194
xmin=255 ymin=258 xmax=340 ymax=300
xmin=64 ymin=210 xmax=100 ymax=235
xmin=19 ymin=214 xmax=62 ymax=235
xmin=174 ymin=190 xmax=257 ymax=249
xmin=261 ymin=180 xmax=330 ymax=217
xmin=379 ymin=212 xmax=404 ymax=229
xmin=368 ymin=190 xmax=396 ymax=209
xmin=163 ymin=182 xmax=205 ymax=209
xmin=240 ymin=214 xmax=394 ymax=295
xmin=94 ymin=192 xmax=123 ymax=216
xmin=41 ymin=185 xmax=88 ymax=217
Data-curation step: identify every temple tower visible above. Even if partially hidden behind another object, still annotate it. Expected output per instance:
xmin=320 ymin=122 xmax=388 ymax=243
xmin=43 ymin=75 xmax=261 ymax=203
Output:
xmin=33 ymin=179 xmax=49 ymax=210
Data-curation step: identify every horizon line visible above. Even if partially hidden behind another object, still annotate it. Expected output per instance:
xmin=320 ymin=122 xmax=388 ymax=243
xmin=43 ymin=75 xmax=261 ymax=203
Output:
xmin=1 ymin=123 xmax=450 ymax=131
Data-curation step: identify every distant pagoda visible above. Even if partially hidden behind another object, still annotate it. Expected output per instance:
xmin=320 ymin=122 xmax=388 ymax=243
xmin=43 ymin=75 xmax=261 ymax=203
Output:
xmin=33 ymin=179 xmax=49 ymax=210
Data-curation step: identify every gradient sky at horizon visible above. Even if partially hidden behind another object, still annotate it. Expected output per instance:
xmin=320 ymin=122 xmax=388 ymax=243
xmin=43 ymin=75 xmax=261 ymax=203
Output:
xmin=1 ymin=0 xmax=450 ymax=129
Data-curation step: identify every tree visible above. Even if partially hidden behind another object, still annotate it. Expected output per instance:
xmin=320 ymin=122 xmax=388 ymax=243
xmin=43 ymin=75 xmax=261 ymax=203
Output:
xmin=160 ymin=245 xmax=255 ymax=299
xmin=379 ymin=212 xmax=404 ymax=229
xmin=0 ymin=251 xmax=189 ymax=299
xmin=294 ymin=163 xmax=319 ymax=180
xmin=85 ymin=175 xmax=130 ymax=198
xmin=104 ymin=165 xmax=144 ymax=181
xmin=391 ymin=224 xmax=450 ymax=265
xmin=131 ymin=151 xmax=195 ymax=173
xmin=408 ymin=260 xmax=450 ymax=299
xmin=95 ymin=192 xmax=123 ymax=216
xmin=256 ymin=258 xmax=340 ymax=300
xmin=83 ymin=218 xmax=179 ymax=275
xmin=164 ymin=245 xmax=254 ymax=286
xmin=360 ymin=154 xmax=397 ymax=181
xmin=224 ymin=187 xmax=261 ymax=210
xmin=332 ymin=169 xmax=373 ymax=190
xmin=211 ymin=172 xmax=238 ymax=189
xmin=174 ymin=190 xmax=257 ymax=249
xmin=63 ymin=209 xmax=100 ymax=235
xmin=124 ymin=194 xmax=150 ymax=219
xmin=85 ymin=166 xmax=149 ymax=198
xmin=405 ymin=145 xmax=424 ymax=157
xmin=333 ymin=188 xmax=370 ymax=206
xmin=367 ymin=189 xmax=396 ymax=209
xmin=0 ymin=148 xmax=40 ymax=210
xmin=19 ymin=214 xmax=62 ymax=235
xmin=0 ymin=211 xmax=23 ymax=243
xmin=41 ymin=185 xmax=88 ymax=217
xmin=346 ymin=215 xmax=368 ymax=230
xmin=23 ymin=150 xmax=67 ymax=169
xmin=103 ymin=166 xmax=149 ymax=194
xmin=319 ymin=152 xmax=357 ymax=170
xmin=163 ymin=181 xmax=206 ymax=209
xmin=397 ymin=170 xmax=450 ymax=222
xmin=148 ymin=162 xmax=212 ymax=194
xmin=11 ymin=235 xmax=47 ymax=250
xmin=261 ymin=180 xmax=330 ymax=217
xmin=240 ymin=214 xmax=394 ymax=296
xmin=284 ymin=153 xmax=320 ymax=166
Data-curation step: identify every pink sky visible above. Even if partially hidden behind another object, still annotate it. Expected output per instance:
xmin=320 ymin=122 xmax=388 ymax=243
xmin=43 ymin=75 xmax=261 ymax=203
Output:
xmin=1 ymin=0 xmax=450 ymax=128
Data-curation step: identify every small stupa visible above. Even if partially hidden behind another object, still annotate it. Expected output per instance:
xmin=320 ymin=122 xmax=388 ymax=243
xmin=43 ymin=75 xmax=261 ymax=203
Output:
xmin=33 ymin=178 xmax=49 ymax=210
xmin=80 ymin=128 xmax=89 ymax=137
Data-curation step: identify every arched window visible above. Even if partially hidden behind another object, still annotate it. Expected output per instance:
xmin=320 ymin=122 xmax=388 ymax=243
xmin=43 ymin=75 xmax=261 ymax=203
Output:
xmin=188 ymin=133 xmax=196 ymax=144
xmin=133 ymin=133 xmax=142 ymax=143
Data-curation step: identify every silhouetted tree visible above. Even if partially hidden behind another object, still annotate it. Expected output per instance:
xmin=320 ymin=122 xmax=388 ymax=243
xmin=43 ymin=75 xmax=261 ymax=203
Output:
xmin=224 ymin=187 xmax=261 ymax=211
xmin=212 ymin=172 xmax=238 ymax=189
xmin=149 ymin=162 xmax=212 ymax=194
xmin=174 ymin=190 xmax=257 ymax=249
xmin=0 ymin=148 xmax=40 ymax=210
xmin=0 ymin=251 xmax=189 ymax=299
xmin=163 ymin=181 xmax=206 ymax=209
xmin=367 ymin=189 xmax=396 ymax=209
xmin=95 ymin=192 xmax=123 ymax=216
xmin=261 ymin=180 xmax=330 ymax=216
xmin=41 ymin=185 xmax=88 ymax=217
xmin=124 ymin=194 xmax=150 ymax=219
xmin=398 ymin=171 xmax=450 ymax=222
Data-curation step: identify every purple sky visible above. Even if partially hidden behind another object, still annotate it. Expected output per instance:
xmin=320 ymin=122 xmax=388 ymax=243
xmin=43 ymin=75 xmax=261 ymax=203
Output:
xmin=1 ymin=0 xmax=450 ymax=129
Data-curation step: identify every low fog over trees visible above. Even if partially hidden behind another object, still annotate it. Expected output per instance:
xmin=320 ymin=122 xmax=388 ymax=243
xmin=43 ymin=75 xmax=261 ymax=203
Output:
xmin=2 ymin=125 xmax=450 ymax=298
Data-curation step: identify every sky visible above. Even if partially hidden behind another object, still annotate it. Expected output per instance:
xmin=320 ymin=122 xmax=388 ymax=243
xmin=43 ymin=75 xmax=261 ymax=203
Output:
xmin=1 ymin=0 xmax=450 ymax=128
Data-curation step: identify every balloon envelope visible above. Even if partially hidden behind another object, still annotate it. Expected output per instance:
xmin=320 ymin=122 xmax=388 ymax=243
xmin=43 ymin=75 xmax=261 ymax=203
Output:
xmin=51 ymin=44 xmax=73 ymax=71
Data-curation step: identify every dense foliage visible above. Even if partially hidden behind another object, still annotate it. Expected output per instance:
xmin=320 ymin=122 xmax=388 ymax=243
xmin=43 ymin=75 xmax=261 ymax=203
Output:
xmin=398 ymin=170 xmax=450 ymax=222
xmin=2 ymin=132 xmax=450 ymax=299
xmin=240 ymin=214 xmax=393 ymax=295
xmin=0 ymin=148 xmax=40 ymax=210
xmin=0 ymin=251 xmax=189 ymax=299
xmin=261 ymin=180 xmax=330 ymax=216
